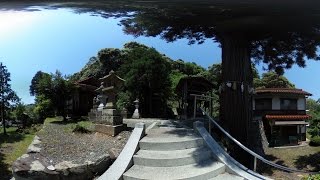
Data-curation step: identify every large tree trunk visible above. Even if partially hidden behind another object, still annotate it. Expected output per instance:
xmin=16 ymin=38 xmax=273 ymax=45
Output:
xmin=220 ymin=34 xmax=253 ymax=167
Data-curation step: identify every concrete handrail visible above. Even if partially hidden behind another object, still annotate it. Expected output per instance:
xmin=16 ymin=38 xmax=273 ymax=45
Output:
xmin=194 ymin=121 xmax=270 ymax=180
xmin=98 ymin=123 xmax=145 ymax=180
xmin=200 ymin=108 xmax=318 ymax=174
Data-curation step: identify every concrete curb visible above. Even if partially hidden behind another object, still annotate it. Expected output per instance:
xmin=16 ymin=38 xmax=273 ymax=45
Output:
xmin=98 ymin=123 xmax=145 ymax=180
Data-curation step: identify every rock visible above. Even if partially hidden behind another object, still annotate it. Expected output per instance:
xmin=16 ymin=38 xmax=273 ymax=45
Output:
xmin=47 ymin=165 xmax=55 ymax=171
xmin=17 ymin=154 xmax=29 ymax=160
xmin=26 ymin=136 xmax=42 ymax=153
xmin=92 ymin=155 xmax=111 ymax=174
xmin=27 ymin=144 xmax=41 ymax=153
xmin=108 ymin=148 xmax=119 ymax=160
xmin=32 ymin=139 xmax=41 ymax=145
xmin=55 ymin=161 xmax=73 ymax=176
xmin=30 ymin=160 xmax=45 ymax=171
xmin=69 ymin=163 xmax=87 ymax=174
xmin=117 ymin=135 xmax=122 ymax=140
xmin=34 ymin=135 xmax=41 ymax=141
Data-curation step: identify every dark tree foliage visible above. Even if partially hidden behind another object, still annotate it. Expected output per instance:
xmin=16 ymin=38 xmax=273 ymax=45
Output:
xmin=119 ymin=42 xmax=172 ymax=117
xmin=251 ymin=32 xmax=320 ymax=74
xmin=30 ymin=70 xmax=73 ymax=121
xmin=70 ymin=48 xmax=125 ymax=82
xmin=97 ymin=48 xmax=124 ymax=75
xmin=7 ymin=2 xmax=320 ymax=73
xmin=0 ymin=62 xmax=19 ymax=135
xmin=69 ymin=57 xmax=102 ymax=82
xmin=170 ymin=59 xmax=205 ymax=76
xmin=30 ymin=71 xmax=52 ymax=97
xmin=51 ymin=71 xmax=74 ymax=120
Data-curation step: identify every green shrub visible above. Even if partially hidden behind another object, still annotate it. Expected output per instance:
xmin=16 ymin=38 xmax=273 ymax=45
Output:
xmin=310 ymin=136 xmax=320 ymax=146
xmin=302 ymin=174 xmax=320 ymax=180
xmin=72 ymin=124 xmax=91 ymax=133
xmin=308 ymin=127 xmax=320 ymax=138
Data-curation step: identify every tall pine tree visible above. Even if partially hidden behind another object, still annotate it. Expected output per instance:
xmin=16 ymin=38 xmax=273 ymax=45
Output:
xmin=0 ymin=62 xmax=19 ymax=135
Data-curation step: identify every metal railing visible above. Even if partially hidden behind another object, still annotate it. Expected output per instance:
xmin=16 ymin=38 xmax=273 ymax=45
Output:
xmin=200 ymin=108 xmax=319 ymax=174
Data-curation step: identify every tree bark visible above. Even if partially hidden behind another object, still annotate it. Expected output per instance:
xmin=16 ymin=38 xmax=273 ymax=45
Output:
xmin=1 ymin=100 xmax=6 ymax=135
xmin=220 ymin=34 xmax=253 ymax=167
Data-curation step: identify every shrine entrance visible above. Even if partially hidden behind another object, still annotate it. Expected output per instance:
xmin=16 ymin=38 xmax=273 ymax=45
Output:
xmin=175 ymin=76 xmax=214 ymax=119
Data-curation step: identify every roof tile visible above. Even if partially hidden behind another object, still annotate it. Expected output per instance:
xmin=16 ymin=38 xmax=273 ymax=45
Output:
xmin=265 ymin=114 xmax=311 ymax=120
xmin=255 ymin=88 xmax=312 ymax=96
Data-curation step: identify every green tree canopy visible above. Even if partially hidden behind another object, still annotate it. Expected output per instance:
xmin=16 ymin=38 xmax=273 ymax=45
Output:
xmin=70 ymin=48 xmax=125 ymax=82
xmin=306 ymin=99 xmax=320 ymax=137
xmin=255 ymin=71 xmax=295 ymax=88
xmin=70 ymin=57 xmax=102 ymax=82
xmin=119 ymin=42 xmax=172 ymax=117
xmin=51 ymin=70 xmax=74 ymax=120
xmin=30 ymin=71 xmax=52 ymax=97
xmin=30 ymin=70 xmax=73 ymax=121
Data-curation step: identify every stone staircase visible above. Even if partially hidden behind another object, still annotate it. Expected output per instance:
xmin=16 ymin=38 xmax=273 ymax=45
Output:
xmin=123 ymin=127 xmax=244 ymax=180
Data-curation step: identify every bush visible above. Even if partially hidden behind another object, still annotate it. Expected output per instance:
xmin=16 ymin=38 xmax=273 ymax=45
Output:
xmin=72 ymin=124 xmax=91 ymax=133
xmin=302 ymin=174 xmax=320 ymax=180
xmin=310 ymin=136 xmax=320 ymax=146
xmin=308 ymin=127 xmax=320 ymax=138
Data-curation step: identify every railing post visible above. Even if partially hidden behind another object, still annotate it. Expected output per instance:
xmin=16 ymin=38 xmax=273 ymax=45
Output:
xmin=193 ymin=96 xmax=197 ymax=119
xmin=209 ymin=120 xmax=212 ymax=135
xmin=253 ymin=157 xmax=257 ymax=172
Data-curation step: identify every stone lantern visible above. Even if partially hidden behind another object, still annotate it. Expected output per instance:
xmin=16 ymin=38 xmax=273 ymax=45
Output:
xmin=93 ymin=70 xmax=125 ymax=136
xmin=132 ymin=99 xmax=140 ymax=119
xmin=95 ymin=82 xmax=108 ymax=111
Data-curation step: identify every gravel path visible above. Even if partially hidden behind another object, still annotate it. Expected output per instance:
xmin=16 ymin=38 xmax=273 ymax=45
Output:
xmin=37 ymin=121 xmax=131 ymax=165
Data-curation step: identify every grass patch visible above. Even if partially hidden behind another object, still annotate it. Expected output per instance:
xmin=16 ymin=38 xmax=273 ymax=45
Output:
xmin=71 ymin=121 xmax=94 ymax=133
xmin=0 ymin=125 xmax=41 ymax=179
xmin=3 ymin=133 xmax=35 ymax=164
xmin=260 ymin=145 xmax=320 ymax=179
xmin=264 ymin=146 xmax=320 ymax=170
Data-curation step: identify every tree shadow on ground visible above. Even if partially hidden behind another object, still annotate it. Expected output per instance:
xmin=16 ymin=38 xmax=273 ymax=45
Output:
xmin=0 ymin=129 xmax=25 ymax=180
xmin=0 ymin=130 xmax=24 ymax=146
xmin=49 ymin=120 xmax=75 ymax=125
xmin=0 ymin=151 xmax=11 ymax=180
xmin=294 ymin=151 xmax=320 ymax=172
xmin=48 ymin=116 xmax=88 ymax=125
xmin=257 ymin=154 xmax=286 ymax=176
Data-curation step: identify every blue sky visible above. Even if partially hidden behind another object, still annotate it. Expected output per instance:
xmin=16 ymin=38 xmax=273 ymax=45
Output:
xmin=0 ymin=8 xmax=319 ymax=104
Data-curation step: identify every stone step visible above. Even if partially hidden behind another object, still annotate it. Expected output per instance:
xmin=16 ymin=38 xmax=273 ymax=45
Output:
xmin=123 ymin=160 xmax=226 ymax=180
xmin=133 ymin=147 xmax=213 ymax=167
xmin=146 ymin=127 xmax=196 ymax=137
xmin=139 ymin=128 xmax=203 ymax=150
xmin=139 ymin=136 xmax=203 ymax=150
xmin=208 ymin=173 xmax=245 ymax=180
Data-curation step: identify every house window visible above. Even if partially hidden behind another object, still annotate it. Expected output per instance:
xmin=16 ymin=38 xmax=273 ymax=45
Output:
xmin=280 ymin=98 xmax=297 ymax=110
xmin=255 ymin=98 xmax=272 ymax=110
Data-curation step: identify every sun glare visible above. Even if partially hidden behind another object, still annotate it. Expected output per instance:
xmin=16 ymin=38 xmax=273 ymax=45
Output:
xmin=0 ymin=11 xmax=41 ymax=39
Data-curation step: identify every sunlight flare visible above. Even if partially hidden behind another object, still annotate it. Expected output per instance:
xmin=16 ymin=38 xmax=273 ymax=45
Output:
xmin=0 ymin=11 xmax=41 ymax=39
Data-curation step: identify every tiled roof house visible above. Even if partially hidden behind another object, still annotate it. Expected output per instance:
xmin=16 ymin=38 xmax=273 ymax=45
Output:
xmin=253 ymin=88 xmax=312 ymax=147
